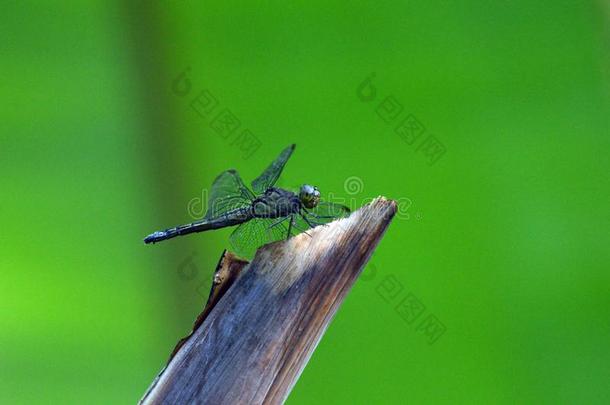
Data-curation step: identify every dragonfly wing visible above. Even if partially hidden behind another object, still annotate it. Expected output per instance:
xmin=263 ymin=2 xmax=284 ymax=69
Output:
xmin=304 ymin=201 xmax=351 ymax=225
xmin=251 ymin=144 xmax=296 ymax=194
xmin=204 ymin=169 xmax=255 ymax=220
xmin=229 ymin=217 xmax=289 ymax=258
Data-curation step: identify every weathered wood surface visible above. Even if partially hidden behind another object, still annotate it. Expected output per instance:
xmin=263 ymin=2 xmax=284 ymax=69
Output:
xmin=169 ymin=251 xmax=249 ymax=359
xmin=140 ymin=197 xmax=397 ymax=405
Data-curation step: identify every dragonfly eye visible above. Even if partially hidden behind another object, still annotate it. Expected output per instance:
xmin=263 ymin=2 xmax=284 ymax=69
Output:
xmin=299 ymin=184 xmax=320 ymax=208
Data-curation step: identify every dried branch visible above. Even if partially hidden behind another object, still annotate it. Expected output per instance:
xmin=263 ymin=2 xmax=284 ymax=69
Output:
xmin=140 ymin=197 xmax=397 ymax=405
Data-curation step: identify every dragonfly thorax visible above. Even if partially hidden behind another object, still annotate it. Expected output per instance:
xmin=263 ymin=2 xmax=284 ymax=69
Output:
xmin=252 ymin=187 xmax=301 ymax=218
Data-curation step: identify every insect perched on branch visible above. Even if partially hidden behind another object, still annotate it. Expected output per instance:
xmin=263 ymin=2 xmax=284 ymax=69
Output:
xmin=144 ymin=144 xmax=350 ymax=257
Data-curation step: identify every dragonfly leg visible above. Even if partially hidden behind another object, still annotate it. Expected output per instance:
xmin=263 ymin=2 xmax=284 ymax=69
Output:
xmin=300 ymin=210 xmax=329 ymax=227
xmin=286 ymin=215 xmax=293 ymax=240
xmin=266 ymin=216 xmax=289 ymax=240
xmin=300 ymin=213 xmax=319 ymax=229
xmin=267 ymin=216 xmax=288 ymax=229
xmin=306 ymin=213 xmax=336 ymax=219
xmin=291 ymin=217 xmax=312 ymax=237
xmin=302 ymin=207 xmax=338 ymax=220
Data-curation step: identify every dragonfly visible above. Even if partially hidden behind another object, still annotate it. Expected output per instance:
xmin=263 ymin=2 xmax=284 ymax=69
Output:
xmin=144 ymin=144 xmax=350 ymax=257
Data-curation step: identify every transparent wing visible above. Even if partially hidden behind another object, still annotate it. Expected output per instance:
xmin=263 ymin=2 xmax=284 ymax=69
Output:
xmin=251 ymin=144 xmax=295 ymax=194
xmin=303 ymin=201 xmax=351 ymax=225
xmin=290 ymin=214 xmax=316 ymax=235
xmin=205 ymin=169 xmax=255 ymax=220
xmin=229 ymin=217 xmax=290 ymax=258
xmin=277 ymin=207 xmax=346 ymax=240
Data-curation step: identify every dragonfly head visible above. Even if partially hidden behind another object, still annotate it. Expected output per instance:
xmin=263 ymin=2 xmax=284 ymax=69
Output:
xmin=299 ymin=184 xmax=320 ymax=208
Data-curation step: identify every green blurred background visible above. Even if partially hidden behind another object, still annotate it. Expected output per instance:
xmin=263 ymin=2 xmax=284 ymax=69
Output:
xmin=2 ymin=1 xmax=609 ymax=403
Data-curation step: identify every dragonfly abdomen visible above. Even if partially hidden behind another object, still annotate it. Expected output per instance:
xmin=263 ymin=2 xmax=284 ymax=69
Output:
xmin=143 ymin=207 xmax=253 ymax=244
